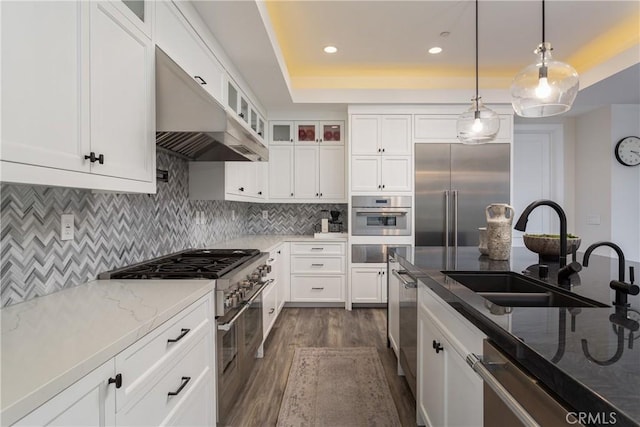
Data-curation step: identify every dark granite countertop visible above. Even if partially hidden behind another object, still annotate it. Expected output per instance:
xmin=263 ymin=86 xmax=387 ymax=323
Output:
xmin=391 ymin=246 xmax=640 ymax=427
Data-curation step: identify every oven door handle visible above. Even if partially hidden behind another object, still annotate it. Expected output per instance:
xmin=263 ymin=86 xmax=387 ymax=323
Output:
xmin=217 ymin=280 xmax=272 ymax=332
xmin=466 ymin=353 xmax=540 ymax=427
xmin=354 ymin=210 xmax=408 ymax=216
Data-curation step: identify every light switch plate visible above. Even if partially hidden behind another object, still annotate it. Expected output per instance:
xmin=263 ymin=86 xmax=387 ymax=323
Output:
xmin=61 ymin=214 xmax=74 ymax=241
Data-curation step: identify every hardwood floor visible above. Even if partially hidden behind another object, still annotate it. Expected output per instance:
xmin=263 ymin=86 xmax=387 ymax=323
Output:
xmin=224 ymin=307 xmax=416 ymax=427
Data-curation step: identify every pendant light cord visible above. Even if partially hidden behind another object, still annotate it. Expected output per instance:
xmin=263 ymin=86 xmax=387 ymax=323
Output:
xmin=541 ymin=0 xmax=546 ymax=44
xmin=475 ymin=0 xmax=479 ymax=114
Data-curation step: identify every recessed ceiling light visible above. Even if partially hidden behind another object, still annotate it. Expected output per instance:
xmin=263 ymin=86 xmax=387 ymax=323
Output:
xmin=428 ymin=47 xmax=443 ymax=54
xmin=324 ymin=46 xmax=338 ymax=54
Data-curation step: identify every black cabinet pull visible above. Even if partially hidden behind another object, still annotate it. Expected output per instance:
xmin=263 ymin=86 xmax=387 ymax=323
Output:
xmin=258 ymin=132 xmax=263 ymax=136
xmin=378 ymin=185 xmax=381 ymax=189
xmin=277 ymin=250 xmax=281 ymax=254
xmin=290 ymin=138 xmax=293 ymax=142
xmin=239 ymin=113 xmax=245 ymax=118
xmin=269 ymin=308 xmax=275 ymax=314
xmin=290 ymin=193 xmax=294 ymax=197
xmin=382 ymin=184 xmax=385 ymax=189
xmin=432 ymin=340 xmax=444 ymax=353
xmin=258 ymin=191 xmax=263 ymax=195
xmin=168 ymin=376 xmax=191 ymax=397
xmin=378 ymin=148 xmax=381 ymax=152
xmin=84 ymin=152 xmax=104 ymax=164
xmin=108 ymin=373 xmax=122 ymax=389
xmin=167 ymin=328 xmax=190 ymax=343
xmin=239 ymin=187 xmax=245 ymax=192
xmin=382 ymin=148 xmax=385 ymax=152
xmin=194 ymin=75 xmax=207 ymax=85
xmin=316 ymin=193 xmax=319 ymax=197
xmin=319 ymin=193 xmax=323 ymax=197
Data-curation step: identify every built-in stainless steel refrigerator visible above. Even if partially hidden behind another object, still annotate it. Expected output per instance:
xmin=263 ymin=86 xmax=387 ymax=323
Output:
xmin=415 ymin=143 xmax=510 ymax=247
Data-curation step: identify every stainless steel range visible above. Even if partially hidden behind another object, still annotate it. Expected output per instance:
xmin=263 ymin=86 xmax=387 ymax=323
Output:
xmin=99 ymin=248 xmax=271 ymax=425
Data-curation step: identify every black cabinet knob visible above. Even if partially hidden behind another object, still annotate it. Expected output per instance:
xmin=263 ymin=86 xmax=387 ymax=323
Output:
xmin=258 ymin=191 xmax=263 ymax=195
xmin=290 ymin=193 xmax=294 ymax=196
xmin=108 ymin=373 xmax=122 ymax=389
xmin=315 ymin=193 xmax=319 ymax=197
xmin=239 ymin=187 xmax=244 ymax=192
xmin=432 ymin=340 xmax=444 ymax=353
xmin=84 ymin=152 xmax=104 ymax=164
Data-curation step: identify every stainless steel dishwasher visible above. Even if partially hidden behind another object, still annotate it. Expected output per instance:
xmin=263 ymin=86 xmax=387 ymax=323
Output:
xmin=467 ymin=340 xmax=585 ymax=427
xmin=397 ymin=268 xmax=418 ymax=398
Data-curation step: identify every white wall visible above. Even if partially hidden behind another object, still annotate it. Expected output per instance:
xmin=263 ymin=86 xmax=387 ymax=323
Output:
xmin=575 ymin=106 xmax=613 ymax=249
xmin=610 ymin=105 xmax=640 ymax=261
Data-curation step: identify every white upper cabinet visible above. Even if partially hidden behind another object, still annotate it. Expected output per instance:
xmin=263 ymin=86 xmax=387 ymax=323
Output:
xmin=380 ymin=115 xmax=412 ymax=155
xmin=269 ymin=145 xmax=295 ymax=199
xmin=350 ymin=115 xmax=411 ymax=155
xmin=155 ymin=0 xmax=225 ymax=105
xmin=90 ymin=1 xmax=154 ymax=182
xmin=414 ymin=114 xmax=513 ymax=143
xmin=294 ymin=146 xmax=320 ymax=199
xmin=318 ymin=145 xmax=346 ymax=200
xmin=1 ymin=1 xmax=156 ymax=193
xmin=1 ymin=1 xmax=89 ymax=173
xmin=294 ymin=121 xmax=344 ymax=145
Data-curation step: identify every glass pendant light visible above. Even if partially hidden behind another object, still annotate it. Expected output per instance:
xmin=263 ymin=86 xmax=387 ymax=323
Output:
xmin=511 ymin=0 xmax=579 ymax=117
xmin=457 ymin=0 xmax=500 ymax=144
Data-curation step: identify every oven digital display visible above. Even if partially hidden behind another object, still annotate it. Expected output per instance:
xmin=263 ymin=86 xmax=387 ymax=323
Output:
xmin=375 ymin=199 xmax=389 ymax=204
xmin=366 ymin=216 xmax=397 ymax=226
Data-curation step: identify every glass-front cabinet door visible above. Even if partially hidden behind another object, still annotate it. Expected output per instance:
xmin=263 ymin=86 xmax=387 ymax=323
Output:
xmin=227 ymin=81 xmax=239 ymax=113
xmin=270 ymin=121 xmax=294 ymax=144
xmin=250 ymin=108 xmax=258 ymax=133
xmin=257 ymin=117 xmax=265 ymax=139
xmin=239 ymin=96 xmax=249 ymax=124
xmin=295 ymin=121 xmax=319 ymax=144
xmin=320 ymin=121 xmax=344 ymax=145
xmin=117 ymin=0 xmax=152 ymax=36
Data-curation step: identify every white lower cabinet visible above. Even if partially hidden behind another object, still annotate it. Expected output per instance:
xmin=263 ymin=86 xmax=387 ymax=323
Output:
xmin=13 ymin=360 xmax=116 ymax=427
xmin=417 ymin=285 xmax=484 ymax=427
xmin=290 ymin=242 xmax=346 ymax=303
xmin=387 ymin=258 xmax=401 ymax=356
xmin=351 ymin=267 xmax=387 ymax=303
xmin=13 ymin=294 xmax=214 ymax=427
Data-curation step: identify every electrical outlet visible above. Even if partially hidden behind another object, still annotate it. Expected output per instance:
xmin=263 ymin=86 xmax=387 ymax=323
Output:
xmin=200 ymin=211 xmax=206 ymax=224
xmin=262 ymin=210 xmax=268 ymax=220
xmin=61 ymin=214 xmax=74 ymax=241
xmin=232 ymin=210 xmax=235 ymax=220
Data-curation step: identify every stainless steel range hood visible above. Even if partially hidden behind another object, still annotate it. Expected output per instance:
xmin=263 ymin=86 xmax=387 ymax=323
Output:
xmin=155 ymin=48 xmax=268 ymax=162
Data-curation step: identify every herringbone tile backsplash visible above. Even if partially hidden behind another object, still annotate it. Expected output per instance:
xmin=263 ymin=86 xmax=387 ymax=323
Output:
xmin=1 ymin=152 xmax=345 ymax=307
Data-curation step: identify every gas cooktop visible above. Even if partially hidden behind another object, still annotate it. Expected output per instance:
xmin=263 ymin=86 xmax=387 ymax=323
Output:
xmin=98 ymin=249 xmax=261 ymax=280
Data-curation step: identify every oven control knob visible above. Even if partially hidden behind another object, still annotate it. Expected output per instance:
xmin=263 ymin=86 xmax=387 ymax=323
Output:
xmin=250 ymin=272 xmax=260 ymax=281
xmin=262 ymin=264 xmax=272 ymax=274
xmin=240 ymin=280 xmax=251 ymax=288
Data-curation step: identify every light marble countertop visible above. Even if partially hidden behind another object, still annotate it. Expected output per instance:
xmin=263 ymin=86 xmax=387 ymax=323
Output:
xmin=0 ymin=234 xmax=348 ymax=425
xmin=205 ymin=233 xmax=348 ymax=252
xmin=1 ymin=279 xmax=214 ymax=426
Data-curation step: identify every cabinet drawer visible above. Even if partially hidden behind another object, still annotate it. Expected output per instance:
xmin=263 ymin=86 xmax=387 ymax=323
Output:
xmin=262 ymin=280 xmax=278 ymax=340
xmin=115 ymin=295 xmax=211 ymax=410
xmin=291 ymin=276 xmax=344 ymax=301
xmin=116 ymin=331 xmax=210 ymax=425
xmin=291 ymin=256 xmax=344 ymax=274
xmin=290 ymin=242 xmax=345 ymax=255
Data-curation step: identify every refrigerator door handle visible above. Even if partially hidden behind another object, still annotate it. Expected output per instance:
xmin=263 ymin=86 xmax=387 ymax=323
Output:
xmin=444 ymin=190 xmax=450 ymax=250
xmin=453 ymin=190 xmax=459 ymax=248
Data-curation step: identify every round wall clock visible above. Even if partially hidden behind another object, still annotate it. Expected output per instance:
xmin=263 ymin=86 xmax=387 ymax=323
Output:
xmin=614 ymin=136 xmax=640 ymax=166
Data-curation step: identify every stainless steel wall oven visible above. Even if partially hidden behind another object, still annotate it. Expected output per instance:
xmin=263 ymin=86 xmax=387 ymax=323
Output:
xmin=351 ymin=196 xmax=412 ymax=236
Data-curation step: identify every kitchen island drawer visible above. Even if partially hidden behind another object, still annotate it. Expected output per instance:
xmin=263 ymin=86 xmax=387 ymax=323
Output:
xmin=116 ymin=331 xmax=211 ymax=426
xmin=291 ymin=276 xmax=344 ymax=302
xmin=114 ymin=294 xmax=212 ymax=411
xmin=291 ymin=256 xmax=345 ymax=274
xmin=290 ymin=242 xmax=345 ymax=255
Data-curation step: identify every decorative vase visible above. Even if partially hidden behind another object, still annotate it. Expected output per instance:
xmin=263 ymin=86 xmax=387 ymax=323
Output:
xmin=478 ymin=227 xmax=489 ymax=255
xmin=486 ymin=204 xmax=515 ymax=261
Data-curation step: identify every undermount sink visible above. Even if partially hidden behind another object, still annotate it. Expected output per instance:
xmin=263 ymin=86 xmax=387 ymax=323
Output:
xmin=443 ymin=271 xmax=608 ymax=308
